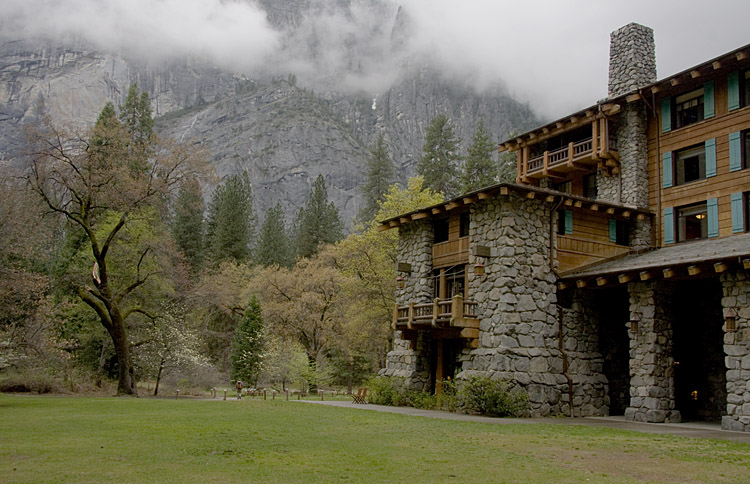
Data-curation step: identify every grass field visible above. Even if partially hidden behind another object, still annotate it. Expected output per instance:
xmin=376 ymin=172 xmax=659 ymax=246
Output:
xmin=1 ymin=394 xmax=749 ymax=484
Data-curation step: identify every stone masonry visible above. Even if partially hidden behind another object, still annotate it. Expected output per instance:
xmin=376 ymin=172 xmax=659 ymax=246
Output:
xmin=721 ymin=270 xmax=750 ymax=432
xmin=608 ymin=23 xmax=657 ymax=98
xmin=625 ymin=281 xmax=681 ymax=423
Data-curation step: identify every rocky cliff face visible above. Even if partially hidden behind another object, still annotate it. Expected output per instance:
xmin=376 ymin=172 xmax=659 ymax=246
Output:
xmin=0 ymin=1 xmax=540 ymax=227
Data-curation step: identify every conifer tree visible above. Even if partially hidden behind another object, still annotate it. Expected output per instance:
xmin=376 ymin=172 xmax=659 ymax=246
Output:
xmin=460 ymin=119 xmax=498 ymax=193
xmin=230 ymin=296 xmax=264 ymax=386
xmin=417 ymin=114 xmax=461 ymax=198
xmin=360 ymin=133 xmax=394 ymax=222
xmin=171 ymin=176 xmax=205 ymax=272
xmin=295 ymin=175 xmax=343 ymax=259
xmin=256 ymin=203 xmax=294 ymax=268
xmin=205 ymin=172 xmax=256 ymax=264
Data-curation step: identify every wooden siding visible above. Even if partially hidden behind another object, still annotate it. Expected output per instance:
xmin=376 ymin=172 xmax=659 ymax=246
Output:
xmin=556 ymin=235 xmax=630 ymax=273
xmin=647 ymin=70 xmax=750 ymax=245
xmin=433 ymin=237 xmax=469 ymax=268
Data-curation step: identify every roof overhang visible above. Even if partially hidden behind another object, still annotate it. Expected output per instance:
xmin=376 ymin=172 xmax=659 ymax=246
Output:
xmin=377 ymin=182 xmax=652 ymax=232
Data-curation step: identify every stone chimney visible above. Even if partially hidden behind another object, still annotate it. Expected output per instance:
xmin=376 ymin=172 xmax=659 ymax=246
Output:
xmin=608 ymin=23 xmax=656 ymax=97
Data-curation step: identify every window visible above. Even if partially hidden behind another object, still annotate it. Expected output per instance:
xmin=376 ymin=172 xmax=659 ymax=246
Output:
xmin=433 ymin=219 xmax=449 ymax=243
xmin=732 ymin=192 xmax=749 ymax=233
xmin=676 ymin=202 xmax=708 ymax=242
xmin=674 ymin=144 xmax=706 ymax=185
xmin=459 ymin=212 xmax=470 ymax=238
xmin=609 ymin=219 xmax=630 ymax=246
xmin=433 ymin=266 xmax=466 ymax=299
xmin=743 ymin=71 xmax=750 ymax=108
xmin=557 ymin=210 xmax=572 ymax=235
xmin=583 ymin=173 xmax=597 ymax=199
xmin=553 ymin=180 xmax=572 ymax=194
xmin=674 ymin=88 xmax=704 ymax=129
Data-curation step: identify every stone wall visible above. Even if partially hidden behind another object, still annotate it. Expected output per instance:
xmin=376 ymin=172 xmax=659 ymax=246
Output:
xmin=721 ymin=270 xmax=750 ymax=432
xmin=625 ymin=281 xmax=681 ymax=423
xmin=608 ymin=23 xmax=657 ymax=98
xmin=460 ymin=192 xmax=565 ymax=416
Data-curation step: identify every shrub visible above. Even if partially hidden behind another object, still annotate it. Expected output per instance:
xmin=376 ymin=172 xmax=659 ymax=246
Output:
xmin=459 ymin=375 xmax=528 ymax=417
xmin=366 ymin=376 xmax=404 ymax=406
xmin=406 ymin=391 xmax=436 ymax=410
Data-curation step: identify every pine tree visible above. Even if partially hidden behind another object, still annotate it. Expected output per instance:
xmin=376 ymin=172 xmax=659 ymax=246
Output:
xmin=360 ymin=133 xmax=394 ymax=222
xmin=171 ymin=176 xmax=205 ymax=272
xmin=119 ymin=84 xmax=154 ymax=147
xmin=205 ymin=172 xmax=256 ymax=264
xmin=417 ymin=114 xmax=461 ymax=198
xmin=460 ymin=120 xmax=498 ymax=193
xmin=256 ymin=203 xmax=294 ymax=267
xmin=295 ymin=175 xmax=343 ymax=259
xmin=230 ymin=296 xmax=264 ymax=386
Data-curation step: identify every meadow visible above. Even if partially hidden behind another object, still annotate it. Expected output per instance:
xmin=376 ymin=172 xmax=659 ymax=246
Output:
xmin=1 ymin=394 xmax=749 ymax=484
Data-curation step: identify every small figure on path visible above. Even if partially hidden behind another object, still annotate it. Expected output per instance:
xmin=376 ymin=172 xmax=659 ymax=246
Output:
xmin=235 ymin=380 xmax=243 ymax=399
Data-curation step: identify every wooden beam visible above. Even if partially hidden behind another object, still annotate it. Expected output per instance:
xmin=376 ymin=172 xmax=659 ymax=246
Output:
xmin=431 ymin=207 xmax=443 ymax=215
xmin=650 ymin=86 xmax=660 ymax=94
xmin=389 ymin=220 xmax=399 ymax=228
xmin=618 ymin=274 xmax=632 ymax=284
xmin=445 ymin=201 xmax=461 ymax=211
xmin=477 ymin=191 xmax=492 ymax=200
xmin=574 ymin=200 xmax=583 ymax=208
xmin=637 ymin=213 xmax=647 ymax=221
xmin=463 ymin=196 xmax=476 ymax=205
xmin=411 ymin=212 xmax=429 ymax=220
xmin=622 ymin=210 xmax=631 ymax=218
xmin=564 ymin=199 xmax=573 ymax=206
xmin=714 ymin=262 xmax=729 ymax=273
xmin=639 ymin=271 xmax=653 ymax=281
xmin=399 ymin=217 xmax=411 ymax=225
xmin=690 ymin=70 xmax=701 ymax=79
xmin=589 ymin=204 xmax=599 ymax=212
xmin=569 ymin=116 xmax=578 ymax=124
xmin=606 ymin=207 xmax=615 ymax=215
xmin=744 ymin=259 xmax=750 ymax=270
xmin=585 ymin=110 xmax=594 ymax=118
xmin=596 ymin=277 xmax=608 ymax=286
xmin=545 ymin=195 xmax=555 ymax=202
xmin=663 ymin=268 xmax=675 ymax=279
xmin=670 ymin=78 xmax=680 ymax=87
xmin=558 ymin=282 xmax=569 ymax=290
xmin=737 ymin=52 xmax=748 ymax=61
xmin=626 ymin=93 xmax=641 ymax=103
xmin=500 ymin=187 xmax=509 ymax=196
xmin=687 ymin=265 xmax=701 ymax=276
xmin=542 ymin=127 xmax=550 ymax=134
xmin=712 ymin=61 xmax=722 ymax=70
xmin=528 ymin=132 xmax=537 ymax=140
xmin=556 ymin=121 xmax=565 ymax=129
xmin=378 ymin=223 xmax=390 ymax=232
xmin=576 ymin=279 xmax=587 ymax=288
xmin=526 ymin=192 xmax=536 ymax=199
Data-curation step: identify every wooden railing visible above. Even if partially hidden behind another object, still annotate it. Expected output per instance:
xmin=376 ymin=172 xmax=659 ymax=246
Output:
xmin=525 ymin=137 xmax=595 ymax=176
xmin=393 ymin=295 xmax=478 ymax=329
xmin=432 ymin=236 xmax=470 ymax=268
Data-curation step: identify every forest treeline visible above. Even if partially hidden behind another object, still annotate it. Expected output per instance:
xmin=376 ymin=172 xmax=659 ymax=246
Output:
xmin=0 ymin=86 xmax=513 ymax=395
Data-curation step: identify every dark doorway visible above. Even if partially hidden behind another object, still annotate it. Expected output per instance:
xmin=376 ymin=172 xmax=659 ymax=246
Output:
xmin=672 ymin=279 xmax=726 ymax=422
xmin=428 ymin=339 xmax=463 ymax=394
xmin=595 ymin=288 xmax=631 ymax=415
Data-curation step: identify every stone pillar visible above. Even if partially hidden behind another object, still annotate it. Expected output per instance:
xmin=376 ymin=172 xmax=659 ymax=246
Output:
xmin=721 ymin=270 xmax=750 ymax=432
xmin=608 ymin=23 xmax=656 ymax=98
xmin=625 ymin=282 xmax=681 ymax=423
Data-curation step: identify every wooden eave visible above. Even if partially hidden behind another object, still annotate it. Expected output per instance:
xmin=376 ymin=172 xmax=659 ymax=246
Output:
xmin=377 ymin=183 xmax=652 ymax=232
xmin=558 ymin=233 xmax=750 ymax=290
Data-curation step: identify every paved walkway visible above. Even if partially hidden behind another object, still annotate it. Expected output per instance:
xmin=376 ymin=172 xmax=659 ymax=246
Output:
xmin=300 ymin=400 xmax=750 ymax=443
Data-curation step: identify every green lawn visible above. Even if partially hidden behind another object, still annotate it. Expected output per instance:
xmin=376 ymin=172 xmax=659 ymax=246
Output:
xmin=1 ymin=394 xmax=748 ymax=484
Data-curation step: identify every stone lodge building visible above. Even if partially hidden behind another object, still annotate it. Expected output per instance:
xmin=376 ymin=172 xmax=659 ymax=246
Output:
xmin=379 ymin=24 xmax=750 ymax=432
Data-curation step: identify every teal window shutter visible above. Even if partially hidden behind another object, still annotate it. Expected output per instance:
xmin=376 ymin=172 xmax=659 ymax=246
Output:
xmin=731 ymin=192 xmax=744 ymax=233
xmin=564 ymin=210 xmax=573 ymax=235
xmin=703 ymin=80 xmax=715 ymax=119
xmin=662 ymin=152 xmax=673 ymax=188
xmin=729 ymin=131 xmax=742 ymax=172
xmin=663 ymin=208 xmax=674 ymax=244
xmin=661 ymin=98 xmax=672 ymax=133
xmin=609 ymin=219 xmax=617 ymax=243
xmin=705 ymin=138 xmax=717 ymax=177
xmin=707 ymin=198 xmax=719 ymax=238
xmin=728 ymin=71 xmax=740 ymax=111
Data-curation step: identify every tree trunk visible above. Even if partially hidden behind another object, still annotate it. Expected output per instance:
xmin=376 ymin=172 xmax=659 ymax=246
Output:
xmin=108 ymin=313 xmax=138 ymax=396
xmin=154 ymin=360 xmax=164 ymax=396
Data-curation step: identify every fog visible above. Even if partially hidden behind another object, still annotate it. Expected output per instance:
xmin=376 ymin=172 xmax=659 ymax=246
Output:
xmin=1 ymin=0 xmax=748 ymax=119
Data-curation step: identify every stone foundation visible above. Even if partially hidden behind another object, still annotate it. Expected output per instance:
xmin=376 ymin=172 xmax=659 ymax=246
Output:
xmin=721 ymin=270 xmax=750 ymax=432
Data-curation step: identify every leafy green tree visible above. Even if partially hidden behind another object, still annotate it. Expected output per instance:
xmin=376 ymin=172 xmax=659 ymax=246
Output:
xmin=460 ymin=120 xmax=498 ymax=192
xmin=417 ymin=115 xmax=461 ymax=198
xmin=295 ymin=175 xmax=343 ymax=259
xmin=360 ymin=133 xmax=395 ymax=222
xmin=205 ymin=173 xmax=256 ymax=264
xmin=170 ymin=176 xmax=205 ymax=272
xmin=256 ymin=203 xmax=294 ymax=268
xmin=230 ymin=296 xmax=265 ymax=386
xmin=29 ymin=88 xmax=203 ymax=395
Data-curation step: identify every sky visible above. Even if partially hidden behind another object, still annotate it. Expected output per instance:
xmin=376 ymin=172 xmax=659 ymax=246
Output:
xmin=1 ymin=0 xmax=749 ymax=120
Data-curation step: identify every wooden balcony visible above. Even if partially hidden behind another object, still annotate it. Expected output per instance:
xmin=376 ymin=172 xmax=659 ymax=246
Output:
xmin=432 ymin=236 xmax=469 ymax=268
xmin=557 ymin=235 xmax=630 ymax=274
xmin=524 ymin=138 xmax=601 ymax=179
xmin=392 ymin=295 xmax=479 ymax=348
